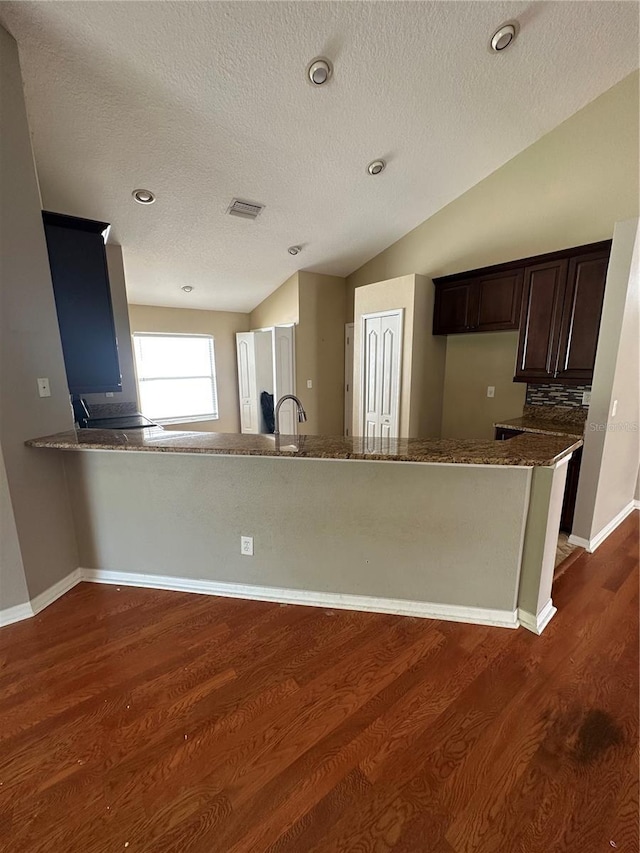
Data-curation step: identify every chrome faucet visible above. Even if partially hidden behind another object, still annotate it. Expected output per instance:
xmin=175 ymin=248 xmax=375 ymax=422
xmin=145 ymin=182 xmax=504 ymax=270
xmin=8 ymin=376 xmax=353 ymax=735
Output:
xmin=274 ymin=394 xmax=307 ymax=437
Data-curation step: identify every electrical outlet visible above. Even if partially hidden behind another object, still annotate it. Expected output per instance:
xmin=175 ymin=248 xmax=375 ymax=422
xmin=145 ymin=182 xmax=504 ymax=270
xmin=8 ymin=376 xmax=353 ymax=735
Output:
xmin=487 ymin=386 xmax=495 ymax=398
xmin=106 ymin=392 xmax=114 ymax=398
xmin=240 ymin=536 xmax=254 ymax=556
xmin=582 ymin=391 xmax=591 ymax=405
xmin=611 ymin=400 xmax=618 ymax=417
xmin=37 ymin=378 xmax=51 ymax=398
xmin=306 ymin=379 xmax=313 ymax=389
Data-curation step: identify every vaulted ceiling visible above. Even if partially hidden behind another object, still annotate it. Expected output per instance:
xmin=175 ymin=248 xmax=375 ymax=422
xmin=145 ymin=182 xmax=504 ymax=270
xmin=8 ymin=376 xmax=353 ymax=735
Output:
xmin=1 ymin=1 xmax=638 ymax=311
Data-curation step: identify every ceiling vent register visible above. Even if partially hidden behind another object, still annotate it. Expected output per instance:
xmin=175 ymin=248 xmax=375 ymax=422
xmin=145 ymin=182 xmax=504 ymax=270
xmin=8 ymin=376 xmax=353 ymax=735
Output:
xmin=227 ymin=199 xmax=265 ymax=220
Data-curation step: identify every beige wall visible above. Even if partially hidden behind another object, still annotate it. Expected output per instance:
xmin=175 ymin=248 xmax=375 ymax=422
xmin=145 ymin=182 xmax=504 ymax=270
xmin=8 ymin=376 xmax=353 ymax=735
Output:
xmin=250 ymin=272 xmax=299 ymax=329
xmin=297 ymin=272 xmax=346 ymax=435
xmin=249 ymin=271 xmax=347 ymax=435
xmin=66 ymin=451 xmax=532 ymax=614
xmin=573 ymin=218 xmax=640 ymax=540
xmin=128 ymin=304 xmax=250 ymax=433
xmin=0 ymin=25 xmax=78 ymax=601
xmin=0 ymin=444 xmax=29 ymax=611
xmin=442 ymin=333 xmax=526 ymax=439
xmin=346 ymin=71 xmax=639 ymax=439
xmin=354 ymin=275 xmax=445 ymax=438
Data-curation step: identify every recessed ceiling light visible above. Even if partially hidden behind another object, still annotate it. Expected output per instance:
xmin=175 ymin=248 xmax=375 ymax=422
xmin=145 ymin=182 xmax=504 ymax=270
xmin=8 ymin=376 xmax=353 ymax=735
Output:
xmin=490 ymin=22 xmax=517 ymax=52
xmin=132 ymin=188 xmax=156 ymax=204
xmin=307 ymin=57 xmax=332 ymax=86
xmin=367 ymin=160 xmax=386 ymax=176
xmin=181 ymin=285 xmax=193 ymax=293
xmin=288 ymin=245 xmax=302 ymax=256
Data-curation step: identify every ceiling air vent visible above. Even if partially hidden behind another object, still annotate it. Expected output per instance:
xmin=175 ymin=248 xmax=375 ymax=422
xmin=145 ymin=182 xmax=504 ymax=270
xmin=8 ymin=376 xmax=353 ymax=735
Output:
xmin=227 ymin=198 xmax=265 ymax=220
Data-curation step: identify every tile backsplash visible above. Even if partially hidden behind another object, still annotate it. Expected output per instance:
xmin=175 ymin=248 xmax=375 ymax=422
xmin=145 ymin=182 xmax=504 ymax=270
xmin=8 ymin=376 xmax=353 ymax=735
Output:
xmin=526 ymin=383 xmax=591 ymax=408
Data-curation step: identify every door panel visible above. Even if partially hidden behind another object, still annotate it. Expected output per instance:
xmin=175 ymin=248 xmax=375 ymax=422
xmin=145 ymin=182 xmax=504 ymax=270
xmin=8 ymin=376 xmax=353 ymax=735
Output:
xmin=236 ymin=333 xmax=258 ymax=433
xmin=555 ymin=252 xmax=609 ymax=383
xmin=514 ymin=260 xmax=567 ymax=382
xmin=274 ymin=325 xmax=296 ymax=435
xmin=362 ymin=312 xmax=402 ymax=444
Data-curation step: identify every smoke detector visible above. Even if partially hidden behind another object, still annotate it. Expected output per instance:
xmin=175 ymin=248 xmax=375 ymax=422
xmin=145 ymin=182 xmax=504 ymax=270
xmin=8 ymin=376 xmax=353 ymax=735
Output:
xmin=307 ymin=57 xmax=333 ymax=86
xmin=181 ymin=286 xmax=193 ymax=293
xmin=288 ymin=245 xmax=302 ymax=256
xmin=227 ymin=198 xmax=265 ymax=220
xmin=490 ymin=22 xmax=518 ymax=52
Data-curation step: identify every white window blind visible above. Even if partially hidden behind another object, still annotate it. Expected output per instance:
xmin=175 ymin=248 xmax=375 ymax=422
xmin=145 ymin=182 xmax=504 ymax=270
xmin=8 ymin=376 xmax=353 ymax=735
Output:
xmin=133 ymin=333 xmax=218 ymax=424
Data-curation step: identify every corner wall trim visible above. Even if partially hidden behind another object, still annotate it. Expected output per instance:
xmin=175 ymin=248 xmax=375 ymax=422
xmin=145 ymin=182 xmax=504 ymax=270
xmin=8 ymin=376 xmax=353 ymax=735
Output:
xmin=569 ymin=500 xmax=636 ymax=553
xmin=518 ymin=599 xmax=557 ymax=635
xmin=81 ymin=568 xmax=520 ymax=630
xmin=0 ymin=601 xmax=34 ymax=628
xmin=0 ymin=568 xmax=81 ymax=628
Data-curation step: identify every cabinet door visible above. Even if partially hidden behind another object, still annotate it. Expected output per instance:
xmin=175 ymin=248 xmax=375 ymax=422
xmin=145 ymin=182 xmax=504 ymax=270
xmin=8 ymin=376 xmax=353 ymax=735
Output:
xmin=514 ymin=260 xmax=567 ymax=383
xmin=475 ymin=270 xmax=523 ymax=332
xmin=554 ymin=251 xmax=609 ymax=384
xmin=433 ymin=281 xmax=473 ymax=334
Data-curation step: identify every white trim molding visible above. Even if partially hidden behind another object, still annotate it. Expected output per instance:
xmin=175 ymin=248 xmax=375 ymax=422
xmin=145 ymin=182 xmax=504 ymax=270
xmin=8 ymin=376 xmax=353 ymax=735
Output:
xmin=0 ymin=600 xmax=34 ymax=628
xmin=0 ymin=568 xmax=82 ymax=628
xmin=569 ymin=500 xmax=636 ymax=553
xmin=518 ymin=599 xmax=557 ymax=635
xmin=81 ymin=568 xmax=520 ymax=630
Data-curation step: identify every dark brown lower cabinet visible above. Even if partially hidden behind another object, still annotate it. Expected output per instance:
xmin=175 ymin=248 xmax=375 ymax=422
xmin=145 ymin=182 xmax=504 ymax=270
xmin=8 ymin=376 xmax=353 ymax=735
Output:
xmin=494 ymin=428 xmax=582 ymax=534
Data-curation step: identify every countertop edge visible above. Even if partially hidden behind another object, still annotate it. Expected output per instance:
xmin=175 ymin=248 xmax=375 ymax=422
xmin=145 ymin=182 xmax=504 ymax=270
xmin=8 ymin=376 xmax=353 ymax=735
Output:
xmin=25 ymin=433 xmax=583 ymax=468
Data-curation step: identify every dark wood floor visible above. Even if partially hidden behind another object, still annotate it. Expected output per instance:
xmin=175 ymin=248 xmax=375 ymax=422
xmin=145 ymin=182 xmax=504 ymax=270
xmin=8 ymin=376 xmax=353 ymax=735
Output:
xmin=0 ymin=513 xmax=637 ymax=852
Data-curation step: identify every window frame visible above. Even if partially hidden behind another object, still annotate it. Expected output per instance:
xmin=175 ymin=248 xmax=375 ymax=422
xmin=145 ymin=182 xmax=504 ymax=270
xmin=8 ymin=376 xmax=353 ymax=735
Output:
xmin=132 ymin=331 xmax=219 ymax=425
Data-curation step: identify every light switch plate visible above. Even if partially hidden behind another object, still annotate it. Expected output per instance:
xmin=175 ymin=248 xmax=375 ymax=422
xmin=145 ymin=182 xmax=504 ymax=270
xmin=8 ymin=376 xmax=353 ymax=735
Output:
xmin=37 ymin=378 xmax=51 ymax=398
xmin=487 ymin=386 xmax=495 ymax=398
xmin=611 ymin=400 xmax=618 ymax=417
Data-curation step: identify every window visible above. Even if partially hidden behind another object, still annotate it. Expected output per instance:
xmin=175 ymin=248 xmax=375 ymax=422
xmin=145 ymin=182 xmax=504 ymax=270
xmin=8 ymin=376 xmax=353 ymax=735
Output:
xmin=133 ymin=333 xmax=218 ymax=424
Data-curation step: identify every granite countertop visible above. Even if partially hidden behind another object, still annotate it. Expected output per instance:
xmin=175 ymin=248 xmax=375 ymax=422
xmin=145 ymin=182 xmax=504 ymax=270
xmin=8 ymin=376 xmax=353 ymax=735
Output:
xmin=494 ymin=404 xmax=587 ymax=439
xmin=26 ymin=428 xmax=582 ymax=467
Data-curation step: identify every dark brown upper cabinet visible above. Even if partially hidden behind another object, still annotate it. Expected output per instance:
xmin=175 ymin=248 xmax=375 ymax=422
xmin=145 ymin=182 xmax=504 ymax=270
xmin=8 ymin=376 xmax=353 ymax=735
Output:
xmin=433 ymin=280 xmax=474 ymax=333
xmin=514 ymin=259 xmax=567 ymax=382
xmin=514 ymin=246 xmax=610 ymax=384
xmin=554 ymin=250 xmax=610 ymax=383
xmin=433 ymin=240 xmax=611 ymax=386
xmin=433 ymin=270 xmax=523 ymax=335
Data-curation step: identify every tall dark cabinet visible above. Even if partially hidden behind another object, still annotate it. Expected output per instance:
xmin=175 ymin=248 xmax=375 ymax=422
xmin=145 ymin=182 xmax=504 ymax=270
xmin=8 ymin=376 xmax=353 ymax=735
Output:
xmin=514 ymin=244 xmax=610 ymax=384
xmin=42 ymin=211 xmax=122 ymax=396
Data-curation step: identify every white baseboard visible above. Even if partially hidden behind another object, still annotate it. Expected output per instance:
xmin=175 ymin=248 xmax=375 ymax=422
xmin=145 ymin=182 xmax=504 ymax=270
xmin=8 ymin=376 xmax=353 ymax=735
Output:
xmin=518 ymin=599 xmax=557 ymax=635
xmin=0 ymin=568 xmax=81 ymax=628
xmin=0 ymin=600 xmax=34 ymax=628
xmin=81 ymin=568 xmax=520 ymax=630
xmin=569 ymin=500 xmax=636 ymax=553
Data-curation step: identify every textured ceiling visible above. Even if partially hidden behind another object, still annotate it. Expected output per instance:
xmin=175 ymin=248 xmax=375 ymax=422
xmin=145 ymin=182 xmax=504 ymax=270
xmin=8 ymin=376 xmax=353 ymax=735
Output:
xmin=1 ymin=1 xmax=638 ymax=312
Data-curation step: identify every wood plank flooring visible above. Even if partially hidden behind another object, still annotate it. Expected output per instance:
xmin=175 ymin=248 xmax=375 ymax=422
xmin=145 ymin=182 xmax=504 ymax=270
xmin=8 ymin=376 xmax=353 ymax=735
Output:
xmin=0 ymin=512 xmax=637 ymax=852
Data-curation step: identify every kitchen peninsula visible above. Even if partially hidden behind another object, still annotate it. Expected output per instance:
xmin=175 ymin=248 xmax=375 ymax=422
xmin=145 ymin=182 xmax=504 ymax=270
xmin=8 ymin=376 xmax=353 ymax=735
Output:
xmin=27 ymin=429 xmax=582 ymax=635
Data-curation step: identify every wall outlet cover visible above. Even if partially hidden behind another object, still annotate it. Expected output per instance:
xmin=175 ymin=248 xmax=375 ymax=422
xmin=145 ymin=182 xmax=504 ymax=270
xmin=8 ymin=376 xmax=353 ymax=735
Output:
xmin=306 ymin=379 xmax=313 ymax=389
xmin=582 ymin=391 xmax=591 ymax=405
xmin=611 ymin=400 xmax=618 ymax=417
xmin=37 ymin=378 xmax=51 ymax=398
xmin=240 ymin=536 xmax=254 ymax=556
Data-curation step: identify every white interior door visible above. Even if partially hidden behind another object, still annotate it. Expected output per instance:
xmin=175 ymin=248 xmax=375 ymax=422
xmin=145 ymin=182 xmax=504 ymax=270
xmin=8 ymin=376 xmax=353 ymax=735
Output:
xmin=236 ymin=332 xmax=258 ymax=433
xmin=344 ymin=323 xmax=354 ymax=436
xmin=362 ymin=310 xmax=402 ymax=449
xmin=273 ymin=325 xmax=296 ymax=435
